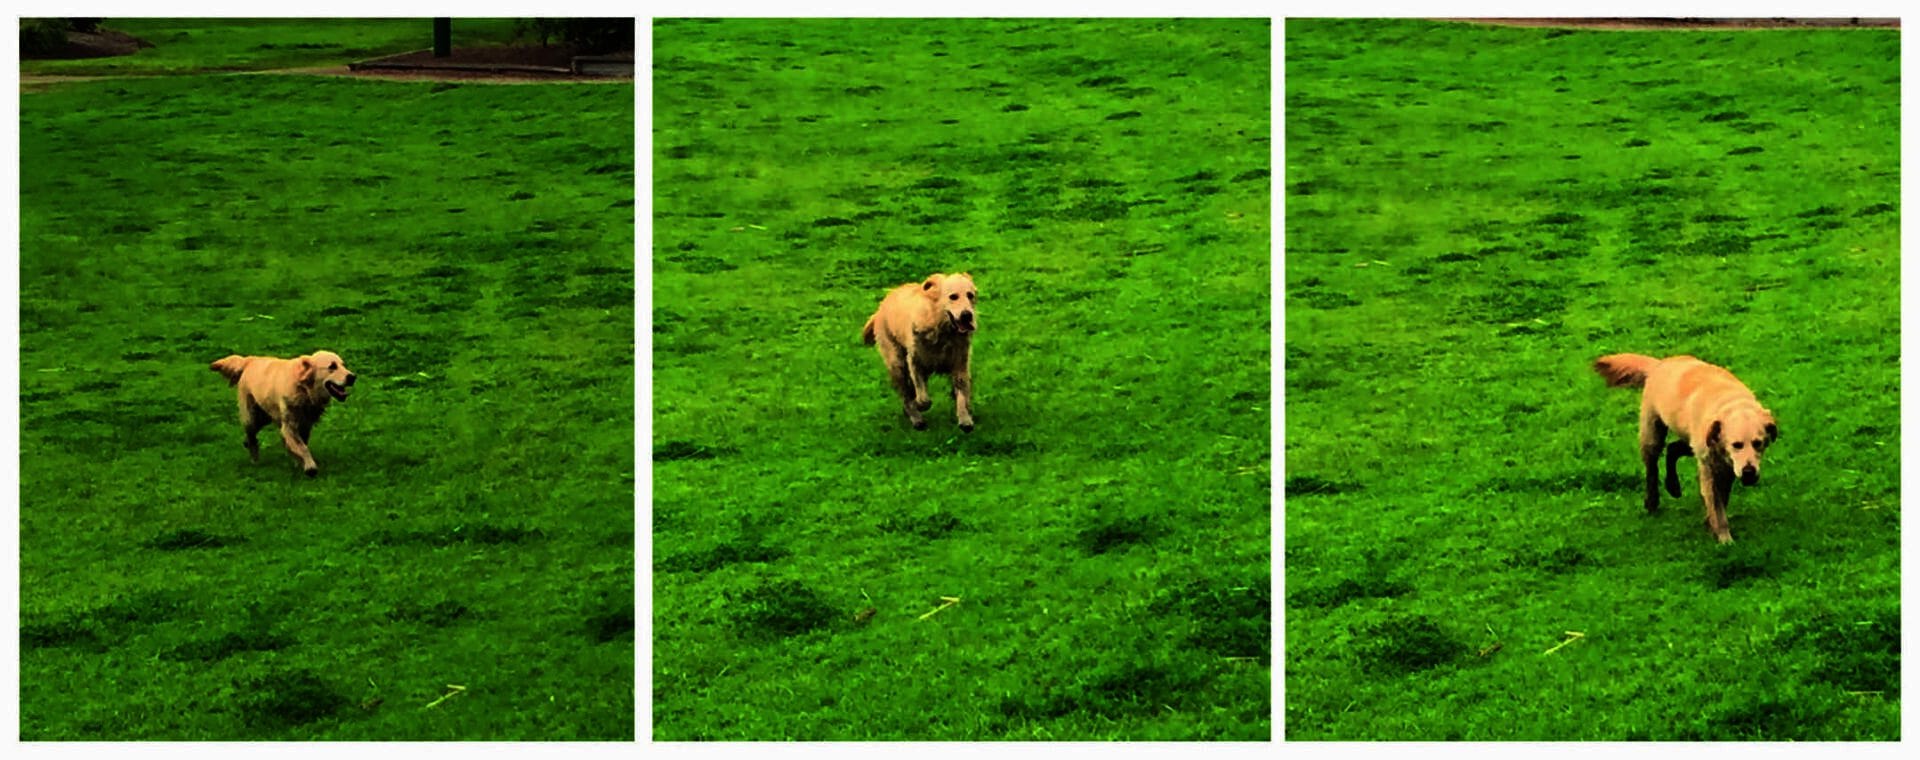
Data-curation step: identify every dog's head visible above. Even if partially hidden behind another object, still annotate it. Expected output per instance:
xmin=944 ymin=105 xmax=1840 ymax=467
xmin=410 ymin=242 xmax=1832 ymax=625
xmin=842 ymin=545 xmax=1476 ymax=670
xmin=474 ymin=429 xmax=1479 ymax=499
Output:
xmin=298 ymin=350 xmax=357 ymax=403
xmin=921 ymin=272 xmax=978 ymax=335
xmin=1709 ymin=408 xmax=1777 ymax=486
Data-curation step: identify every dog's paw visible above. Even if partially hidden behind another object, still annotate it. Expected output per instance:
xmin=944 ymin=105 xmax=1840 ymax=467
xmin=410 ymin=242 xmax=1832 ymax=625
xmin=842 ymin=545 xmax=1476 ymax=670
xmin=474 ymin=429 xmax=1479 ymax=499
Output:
xmin=959 ymin=422 xmax=974 ymax=433
xmin=304 ymin=466 xmax=318 ymax=478
xmin=912 ymin=419 xmax=928 ymax=430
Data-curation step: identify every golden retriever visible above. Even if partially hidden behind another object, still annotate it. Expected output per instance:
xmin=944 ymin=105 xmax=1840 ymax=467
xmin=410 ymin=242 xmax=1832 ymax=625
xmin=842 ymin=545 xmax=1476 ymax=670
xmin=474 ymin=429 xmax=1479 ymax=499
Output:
xmin=210 ymin=350 xmax=357 ymax=476
xmin=1594 ymin=353 xmax=1777 ymax=543
xmin=861 ymin=272 xmax=977 ymax=431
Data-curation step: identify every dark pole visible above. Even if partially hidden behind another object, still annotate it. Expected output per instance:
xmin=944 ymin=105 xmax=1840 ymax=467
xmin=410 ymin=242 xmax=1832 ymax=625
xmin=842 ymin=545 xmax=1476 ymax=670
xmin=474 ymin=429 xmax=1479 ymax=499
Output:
xmin=433 ymin=18 xmax=451 ymax=58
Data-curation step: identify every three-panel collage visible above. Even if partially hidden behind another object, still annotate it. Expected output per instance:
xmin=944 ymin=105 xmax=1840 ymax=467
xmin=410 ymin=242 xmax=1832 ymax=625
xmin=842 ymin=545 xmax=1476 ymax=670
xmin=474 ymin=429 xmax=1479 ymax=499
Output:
xmin=7 ymin=13 xmax=1902 ymax=747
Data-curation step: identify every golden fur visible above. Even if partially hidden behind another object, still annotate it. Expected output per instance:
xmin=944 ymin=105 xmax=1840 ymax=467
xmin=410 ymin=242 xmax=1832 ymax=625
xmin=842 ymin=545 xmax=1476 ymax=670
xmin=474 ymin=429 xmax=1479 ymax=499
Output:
xmin=1594 ymin=353 xmax=1777 ymax=543
xmin=210 ymin=350 xmax=357 ymax=476
xmin=861 ymin=272 xmax=978 ymax=431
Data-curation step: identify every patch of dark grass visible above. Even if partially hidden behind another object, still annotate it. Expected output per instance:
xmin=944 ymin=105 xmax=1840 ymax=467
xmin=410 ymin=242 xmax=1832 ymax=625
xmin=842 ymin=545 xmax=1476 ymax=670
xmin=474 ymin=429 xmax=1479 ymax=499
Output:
xmin=1680 ymin=698 xmax=1839 ymax=741
xmin=585 ymin=599 xmax=635 ymax=643
xmin=388 ymin=599 xmax=473 ymax=627
xmin=237 ymin=671 xmax=350 ymax=731
xmin=1780 ymin=608 xmax=1900 ymax=696
xmin=1154 ymin=577 xmax=1270 ymax=661
xmin=1856 ymin=202 xmax=1896 ymax=216
xmin=654 ymin=440 xmax=738 ymax=461
xmin=164 ymin=629 xmax=295 ymax=662
xmin=1502 ymin=545 xmax=1590 ymax=574
xmin=1076 ymin=514 xmax=1165 ymax=555
xmin=362 ymin=523 xmax=547 ymax=548
xmin=729 ymin=579 xmax=838 ymax=639
xmin=658 ymin=537 xmax=790 ymax=572
xmin=143 ymin=528 xmax=246 ymax=551
xmin=1285 ymin=475 xmax=1359 ymax=496
xmin=1287 ymin=574 xmax=1412 ymax=608
xmin=881 ymin=509 xmax=963 ymax=539
xmin=1482 ymin=470 xmax=1626 ymax=494
xmin=1704 ymin=546 xmax=1787 ymax=589
xmin=20 ymin=619 xmax=106 ymax=652
xmin=1356 ymin=614 xmax=1462 ymax=673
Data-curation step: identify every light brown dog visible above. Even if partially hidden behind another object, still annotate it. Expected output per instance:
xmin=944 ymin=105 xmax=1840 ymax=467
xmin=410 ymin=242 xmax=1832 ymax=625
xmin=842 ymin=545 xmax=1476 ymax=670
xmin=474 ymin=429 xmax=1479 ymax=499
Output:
xmin=861 ymin=272 xmax=977 ymax=431
xmin=210 ymin=350 xmax=357 ymax=476
xmin=1594 ymin=353 xmax=1777 ymax=543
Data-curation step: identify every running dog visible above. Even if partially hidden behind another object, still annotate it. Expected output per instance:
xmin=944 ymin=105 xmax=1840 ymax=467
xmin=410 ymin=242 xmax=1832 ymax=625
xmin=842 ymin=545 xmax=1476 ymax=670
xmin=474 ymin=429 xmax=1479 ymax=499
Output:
xmin=861 ymin=272 xmax=977 ymax=431
xmin=211 ymin=350 xmax=356 ymax=476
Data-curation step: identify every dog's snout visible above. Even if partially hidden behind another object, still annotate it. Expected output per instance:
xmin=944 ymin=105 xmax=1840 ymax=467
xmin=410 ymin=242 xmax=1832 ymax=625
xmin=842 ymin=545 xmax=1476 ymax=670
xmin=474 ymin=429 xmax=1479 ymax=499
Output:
xmin=959 ymin=310 xmax=974 ymax=323
xmin=344 ymin=373 xmax=357 ymax=386
xmin=1740 ymin=467 xmax=1759 ymax=486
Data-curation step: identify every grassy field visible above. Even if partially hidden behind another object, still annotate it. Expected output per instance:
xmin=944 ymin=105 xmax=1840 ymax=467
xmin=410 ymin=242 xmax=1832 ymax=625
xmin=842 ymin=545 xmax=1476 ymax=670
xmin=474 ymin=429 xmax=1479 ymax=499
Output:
xmin=1284 ymin=19 xmax=1899 ymax=740
xmin=20 ymin=18 xmax=524 ymax=76
xmin=17 ymin=66 xmax=634 ymax=737
xmin=652 ymin=18 xmax=1270 ymax=740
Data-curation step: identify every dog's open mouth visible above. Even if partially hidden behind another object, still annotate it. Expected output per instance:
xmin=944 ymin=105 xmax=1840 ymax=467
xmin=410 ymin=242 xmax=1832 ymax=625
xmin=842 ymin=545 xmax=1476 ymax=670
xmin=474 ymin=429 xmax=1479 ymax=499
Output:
xmin=326 ymin=381 xmax=350 ymax=401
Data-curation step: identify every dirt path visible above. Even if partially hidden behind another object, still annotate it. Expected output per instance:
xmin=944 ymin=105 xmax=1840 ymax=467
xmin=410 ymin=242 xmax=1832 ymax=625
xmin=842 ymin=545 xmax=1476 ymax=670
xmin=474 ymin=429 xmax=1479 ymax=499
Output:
xmin=1444 ymin=17 xmax=1899 ymax=31
xmin=22 ymin=67 xmax=630 ymax=92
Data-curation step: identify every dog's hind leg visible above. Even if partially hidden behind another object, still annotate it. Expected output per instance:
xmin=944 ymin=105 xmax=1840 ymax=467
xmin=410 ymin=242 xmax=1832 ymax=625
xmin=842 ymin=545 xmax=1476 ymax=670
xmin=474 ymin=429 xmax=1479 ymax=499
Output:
xmin=1638 ymin=408 xmax=1668 ymax=513
xmin=1664 ymin=440 xmax=1691 ymax=497
xmin=239 ymin=399 xmax=266 ymax=462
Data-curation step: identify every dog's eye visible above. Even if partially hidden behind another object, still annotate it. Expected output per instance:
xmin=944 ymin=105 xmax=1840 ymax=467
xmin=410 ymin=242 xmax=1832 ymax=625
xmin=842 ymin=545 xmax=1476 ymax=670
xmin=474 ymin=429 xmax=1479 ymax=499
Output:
xmin=949 ymin=294 xmax=959 ymax=300
xmin=968 ymin=292 xmax=976 ymax=300
xmin=330 ymin=362 xmax=338 ymax=370
xmin=1731 ymin=442 xmax=1744 ymax=451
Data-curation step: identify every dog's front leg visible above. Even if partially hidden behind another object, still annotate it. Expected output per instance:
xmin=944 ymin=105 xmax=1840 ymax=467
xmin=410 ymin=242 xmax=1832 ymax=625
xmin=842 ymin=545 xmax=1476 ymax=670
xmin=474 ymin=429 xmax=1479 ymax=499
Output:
xmin=907 ymin=358 xmax=931 ymax=412
xmin=952 ymin=354 xmax=975 ymax=433
xmin=280 ymin=421 xmax=319 ymax=477
xmin=1695 ymin=458 xmax=1733 ymax=543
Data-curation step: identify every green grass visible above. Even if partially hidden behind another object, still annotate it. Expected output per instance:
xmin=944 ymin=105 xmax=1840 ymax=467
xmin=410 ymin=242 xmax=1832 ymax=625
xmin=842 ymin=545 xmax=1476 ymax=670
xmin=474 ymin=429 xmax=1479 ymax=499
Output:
xmin=18 ymin=71 xmax=634 ymax=739
xmin=20 ymin=18 xmax=524 ymax=75
xmin=1284 ymin=19 xmax=1899 ymax=741
xmin=652 ymin=18 xmax=1270 ymax=740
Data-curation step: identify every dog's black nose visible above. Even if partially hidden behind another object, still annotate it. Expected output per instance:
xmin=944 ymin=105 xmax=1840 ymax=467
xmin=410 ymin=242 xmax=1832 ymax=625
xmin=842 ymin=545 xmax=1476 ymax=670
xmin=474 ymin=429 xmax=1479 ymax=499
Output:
xmin=344 ymin=373 xmax=357 ymax=386
xmin=959 ymin=311 xmax=973 ymax=323
xmin=1740 ymin=467 xmax=1758 ymax=486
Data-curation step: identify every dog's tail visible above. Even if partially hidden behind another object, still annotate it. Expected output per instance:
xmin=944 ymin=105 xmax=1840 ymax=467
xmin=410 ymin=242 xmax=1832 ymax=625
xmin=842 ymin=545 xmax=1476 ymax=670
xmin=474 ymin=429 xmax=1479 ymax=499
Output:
xmin=860 ymin=314 xmax=877 ymax=346
xmin=1593 ymin=353 xmax=1660 ymax=389
xmin=210 ymin=355 xmax=251 ymax=386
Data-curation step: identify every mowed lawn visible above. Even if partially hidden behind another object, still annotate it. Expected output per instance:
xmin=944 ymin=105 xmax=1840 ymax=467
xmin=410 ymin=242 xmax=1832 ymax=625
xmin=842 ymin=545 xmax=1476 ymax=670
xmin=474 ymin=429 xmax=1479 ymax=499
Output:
xmin=1284 ymin=20 xmax=1898 ymax=740
xmin=18 ymin=72 xmax=634 ymax=739
xmin=652 ymin=19 xmax=1270 ymax=740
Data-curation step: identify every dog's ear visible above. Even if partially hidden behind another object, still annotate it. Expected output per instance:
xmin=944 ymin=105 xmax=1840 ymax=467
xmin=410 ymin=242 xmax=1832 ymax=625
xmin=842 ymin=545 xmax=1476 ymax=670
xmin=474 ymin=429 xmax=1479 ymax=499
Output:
xmin=1707 ymin=419 xmax=1723 ymax=446
xmin=1763 ymin=411 xmax=1778 ymax=443
xmin=921 ymin=273 xmax=945 ymax=297
xmin=296 ymin=356 xmax=315 ymax=383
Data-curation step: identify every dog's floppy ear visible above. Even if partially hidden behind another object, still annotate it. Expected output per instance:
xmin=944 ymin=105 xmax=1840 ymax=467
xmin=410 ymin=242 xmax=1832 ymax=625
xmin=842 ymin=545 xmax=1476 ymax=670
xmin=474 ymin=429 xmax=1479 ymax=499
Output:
xmin=1707 ymin=419 xmax=1723 ymax=446
xmin=296 ymin=356 xmax=315 ymax=383
xmin=921 ymin=273 xmax=945 ymax=297
xmin=1763 ymin=410 xmax=1778 ymax=443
